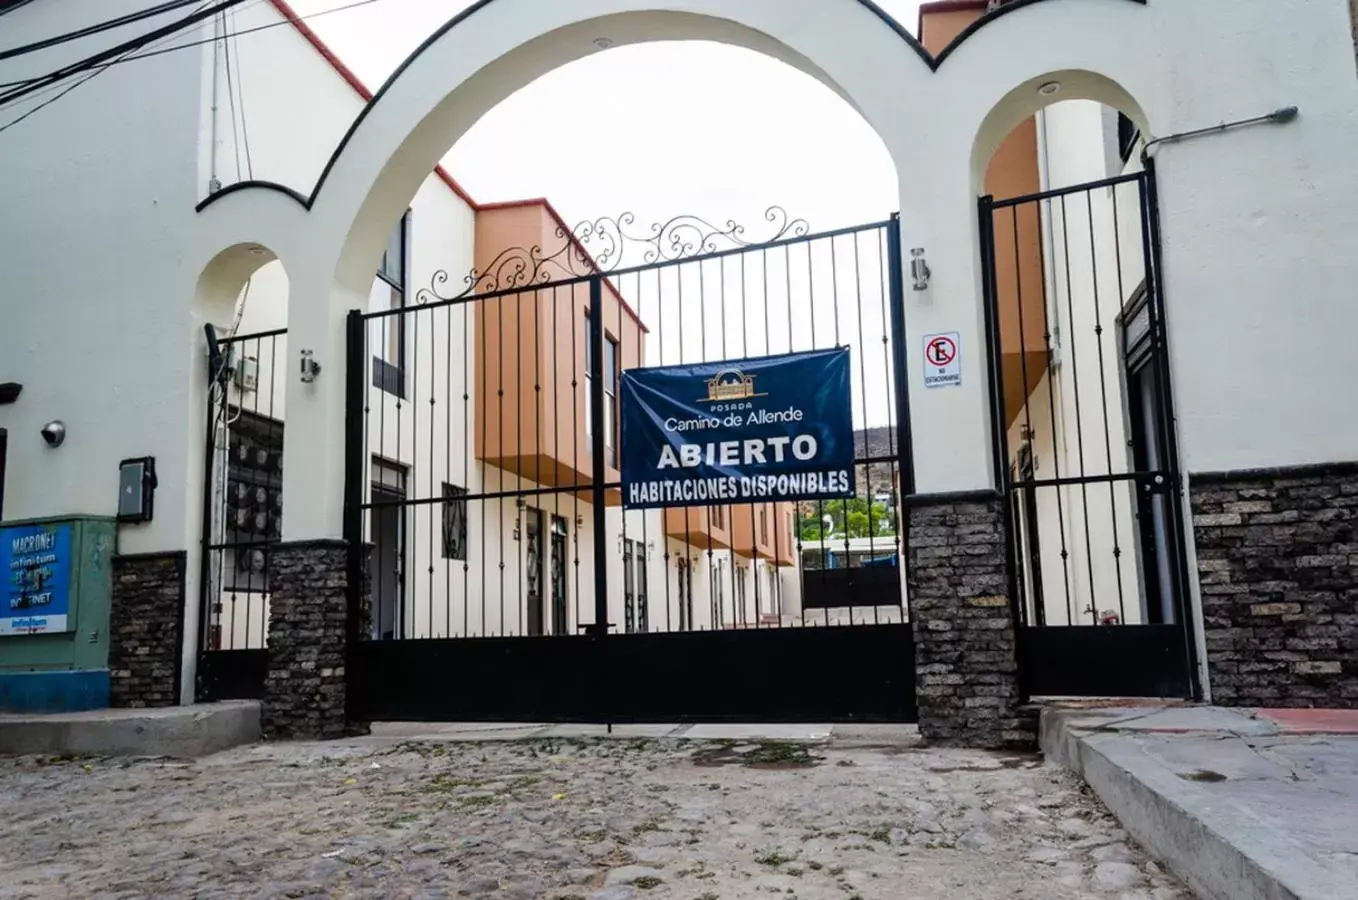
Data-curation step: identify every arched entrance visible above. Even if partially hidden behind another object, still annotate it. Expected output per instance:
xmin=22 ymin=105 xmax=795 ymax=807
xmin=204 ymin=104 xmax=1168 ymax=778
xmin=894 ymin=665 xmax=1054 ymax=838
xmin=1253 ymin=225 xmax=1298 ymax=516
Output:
xmin=971 ymin=73 xmax=1199 ymax=701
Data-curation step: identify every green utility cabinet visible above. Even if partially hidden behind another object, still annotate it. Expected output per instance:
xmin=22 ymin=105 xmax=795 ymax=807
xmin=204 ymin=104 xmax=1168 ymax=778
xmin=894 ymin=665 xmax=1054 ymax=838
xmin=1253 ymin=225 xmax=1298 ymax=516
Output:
xmin=0 ymin=515 xmax=116 ymax=711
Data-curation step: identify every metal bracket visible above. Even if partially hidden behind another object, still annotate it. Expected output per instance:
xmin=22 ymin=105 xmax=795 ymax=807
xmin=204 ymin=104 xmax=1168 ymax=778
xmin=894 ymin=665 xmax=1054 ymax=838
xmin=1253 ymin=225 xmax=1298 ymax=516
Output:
xmin=299 ymin=349 xmax=321 ymax=384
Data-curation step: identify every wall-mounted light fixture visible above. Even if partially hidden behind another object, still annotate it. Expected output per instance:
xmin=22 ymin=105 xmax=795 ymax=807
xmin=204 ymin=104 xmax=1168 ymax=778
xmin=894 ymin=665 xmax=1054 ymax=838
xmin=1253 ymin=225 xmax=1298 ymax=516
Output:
xmin=0 ymin=382 xmax=21 ymax=405
xmin=910 ymin=248 xmax=931 ymax=292
xmin=299 ymin=349 xmax=321 ymax=384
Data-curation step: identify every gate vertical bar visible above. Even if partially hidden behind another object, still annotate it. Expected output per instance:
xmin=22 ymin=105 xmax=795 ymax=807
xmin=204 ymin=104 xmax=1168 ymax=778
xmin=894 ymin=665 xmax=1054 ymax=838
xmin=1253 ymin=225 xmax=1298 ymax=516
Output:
xmin=0 ymin=428 xmax=7 ymax=521
xmin=195 ymin=343 xmax=223 ymax=699
xmin=978 ymin=193 xmax=1029 ymax=699
xmin=343 ymin=310 xmax=367 ymax=719
xmin=1141 ymin=161 xmax=1202 ymax=700
xmin=885 ymin=214 xmax=914 ymax=498
xmin=588 ymin=276 xmax=609 ymax=636
xmin=977 ymin=195 xmax=1009 ymax=492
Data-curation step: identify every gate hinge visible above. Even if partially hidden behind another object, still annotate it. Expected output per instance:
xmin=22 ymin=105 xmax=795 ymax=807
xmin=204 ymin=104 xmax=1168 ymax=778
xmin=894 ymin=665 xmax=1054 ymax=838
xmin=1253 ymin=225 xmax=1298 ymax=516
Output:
xmin=1143 ymin=473 xmax=1172 ymax=496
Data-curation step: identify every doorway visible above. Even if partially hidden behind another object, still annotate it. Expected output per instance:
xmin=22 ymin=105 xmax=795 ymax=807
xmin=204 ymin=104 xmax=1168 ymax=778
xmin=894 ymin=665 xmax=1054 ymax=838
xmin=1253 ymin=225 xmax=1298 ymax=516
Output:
xmin=524 ymin=508 xmax=545 ymax=636
xmin=549 ymin=515 xmax=568 ymax=635
xmin=370 ymin=459 xmax=407 ymax=641
xmin=1014 ymin=445 xmax=1046 ymax=626
xmin=1124 ymin=287 xmax=1176 ymax=627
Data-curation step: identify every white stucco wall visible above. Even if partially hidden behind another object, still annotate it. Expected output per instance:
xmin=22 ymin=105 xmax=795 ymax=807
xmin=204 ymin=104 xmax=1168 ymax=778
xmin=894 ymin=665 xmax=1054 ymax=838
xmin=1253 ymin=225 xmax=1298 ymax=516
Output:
xmin=0 ymin=3 xmax=206 ymax=553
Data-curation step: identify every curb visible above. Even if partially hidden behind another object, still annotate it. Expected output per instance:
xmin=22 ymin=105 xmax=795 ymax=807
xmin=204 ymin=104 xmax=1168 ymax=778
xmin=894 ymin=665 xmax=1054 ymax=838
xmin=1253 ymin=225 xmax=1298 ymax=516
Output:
xmin=0 ymin=701 xmax=261 ymax=758
xmin=1041 ymin=708 xmax=1355 ymax=900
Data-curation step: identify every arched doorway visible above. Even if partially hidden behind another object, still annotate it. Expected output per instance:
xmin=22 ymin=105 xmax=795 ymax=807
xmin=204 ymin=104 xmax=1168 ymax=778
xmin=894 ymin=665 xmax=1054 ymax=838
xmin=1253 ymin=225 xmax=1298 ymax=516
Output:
xmin=971 ymin=73 xmax=1199 ymax=701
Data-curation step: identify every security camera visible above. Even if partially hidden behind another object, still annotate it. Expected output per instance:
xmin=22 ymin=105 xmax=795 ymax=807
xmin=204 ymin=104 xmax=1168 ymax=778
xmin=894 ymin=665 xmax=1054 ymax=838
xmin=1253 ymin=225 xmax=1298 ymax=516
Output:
xmin=40 ymin=420 xmax=66 ymax=448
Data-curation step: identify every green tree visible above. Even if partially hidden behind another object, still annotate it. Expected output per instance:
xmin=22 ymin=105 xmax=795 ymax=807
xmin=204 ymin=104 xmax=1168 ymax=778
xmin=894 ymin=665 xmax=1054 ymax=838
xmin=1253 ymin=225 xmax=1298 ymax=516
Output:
xmin=797 ymin=497 xmax=895 ymax=541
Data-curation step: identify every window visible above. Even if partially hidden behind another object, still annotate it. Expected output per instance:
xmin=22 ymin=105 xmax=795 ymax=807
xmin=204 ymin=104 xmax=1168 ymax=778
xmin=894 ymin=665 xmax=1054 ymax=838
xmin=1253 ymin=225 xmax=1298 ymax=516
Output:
xmin=1116 ymin=112 xmax=1141 ymax=165
xmin=371 ymin=212 xmax=409 ymax=397
xmin=582 ymin=309 xmax=621 ymax=468
xmin=441 ymin=482 xmax=467 ymax=560
xmin=710 ymin=559 xmax=724 ymax=626
xmin=735 ymin=565 xmax=748 ymax=622
xmin=583 ymin=308 xmax=591 ymax=438
xmin=604 ymin=334 xmax=619 ymax=468
xmin=710 ymin=505 xmax=725 ymax=530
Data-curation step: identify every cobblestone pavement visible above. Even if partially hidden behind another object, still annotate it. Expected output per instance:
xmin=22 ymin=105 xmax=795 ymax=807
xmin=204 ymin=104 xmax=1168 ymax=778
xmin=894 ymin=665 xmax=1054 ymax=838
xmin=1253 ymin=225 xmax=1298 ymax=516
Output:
xmin=0 ymin=735 xmax=1193 ymax=899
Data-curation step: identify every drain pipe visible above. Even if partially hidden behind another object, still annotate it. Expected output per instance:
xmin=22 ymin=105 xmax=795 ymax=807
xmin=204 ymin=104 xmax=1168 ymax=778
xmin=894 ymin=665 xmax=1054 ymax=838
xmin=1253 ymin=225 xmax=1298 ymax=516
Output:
xmin=208 ymin=13 xmax=222 ymax=194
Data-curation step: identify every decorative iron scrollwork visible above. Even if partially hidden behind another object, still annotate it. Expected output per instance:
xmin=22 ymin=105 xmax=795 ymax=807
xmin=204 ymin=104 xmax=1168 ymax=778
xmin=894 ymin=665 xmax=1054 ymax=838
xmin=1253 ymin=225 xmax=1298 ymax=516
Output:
xmin=415 ymin=206 xmax=809 ymax=304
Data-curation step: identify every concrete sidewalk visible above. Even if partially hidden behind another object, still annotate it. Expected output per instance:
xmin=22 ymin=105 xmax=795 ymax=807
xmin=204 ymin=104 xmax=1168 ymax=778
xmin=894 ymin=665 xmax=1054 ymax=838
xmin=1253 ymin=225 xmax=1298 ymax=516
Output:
xmin=1043 ymin=704 xmax=1358 ymax=900
xmin=364 ymin=721 xmax=914 ymax=744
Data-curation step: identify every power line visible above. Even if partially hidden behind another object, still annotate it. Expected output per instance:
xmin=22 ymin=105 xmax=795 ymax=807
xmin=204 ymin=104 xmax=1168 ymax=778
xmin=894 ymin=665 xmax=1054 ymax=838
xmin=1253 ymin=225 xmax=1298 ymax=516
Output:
xmin=0 ymin=0 xmax=383 ymax=91
xmin=0 ymin=0 xmax=251 ymax=108
xmin=0 ymin=1 xmax=227 ymax=133
xmin=228 ymin=9 xmax=255 ymax=179
xmin=0 ymin=0 xmax=204 ymax=62
xmin=0 ymin=0 xmax=386 ymax=135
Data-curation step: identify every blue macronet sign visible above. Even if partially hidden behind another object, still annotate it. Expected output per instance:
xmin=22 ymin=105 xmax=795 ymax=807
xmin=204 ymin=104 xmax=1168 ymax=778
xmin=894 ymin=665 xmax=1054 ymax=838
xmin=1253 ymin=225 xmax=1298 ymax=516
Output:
xmin=0 ymin=523 xmax=74 ymax=636
xmin=620 ymin=347 xmax=857 ymax=510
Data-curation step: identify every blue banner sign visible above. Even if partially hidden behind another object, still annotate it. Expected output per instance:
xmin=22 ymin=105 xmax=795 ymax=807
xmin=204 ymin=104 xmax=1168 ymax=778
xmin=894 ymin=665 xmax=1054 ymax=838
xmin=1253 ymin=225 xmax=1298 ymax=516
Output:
xmin=1 ymin=523 xmax=74 ymax=636
xmin=620 ymin=347 xmax=856 ymax=510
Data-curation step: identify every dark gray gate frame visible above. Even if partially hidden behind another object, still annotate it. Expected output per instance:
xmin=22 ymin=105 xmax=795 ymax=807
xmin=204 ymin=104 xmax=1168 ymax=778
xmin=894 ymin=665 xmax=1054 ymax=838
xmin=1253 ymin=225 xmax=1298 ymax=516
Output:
xmin=977 ymin=161 xmax=1202 ymax=702
xmin=338 ymin=215 xmax=921 ymax=724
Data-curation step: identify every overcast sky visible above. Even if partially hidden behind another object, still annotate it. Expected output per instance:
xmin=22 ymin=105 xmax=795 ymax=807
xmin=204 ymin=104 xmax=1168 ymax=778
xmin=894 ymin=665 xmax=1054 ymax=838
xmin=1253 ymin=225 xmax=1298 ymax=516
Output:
xmin=285 ymin=0 xmax=926 ymax=428
xmin=289 ymin=0 xmax=923 ymax=236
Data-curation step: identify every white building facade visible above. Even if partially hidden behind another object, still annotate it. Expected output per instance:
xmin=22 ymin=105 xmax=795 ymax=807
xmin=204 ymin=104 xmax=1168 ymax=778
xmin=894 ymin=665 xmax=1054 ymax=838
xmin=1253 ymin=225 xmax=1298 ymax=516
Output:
xmin=1 ymin=0 xmax=1356 ymax=730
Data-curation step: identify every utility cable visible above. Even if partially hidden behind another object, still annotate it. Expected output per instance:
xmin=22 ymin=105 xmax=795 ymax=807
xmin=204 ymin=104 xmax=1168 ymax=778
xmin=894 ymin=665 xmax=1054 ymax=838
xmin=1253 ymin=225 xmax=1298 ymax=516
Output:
xmin=0 ymin=0 xmax=205 ymax=62
xmin=0 ymin=0 xmax=383 ymax=90
xmin=0 ymin=0 xmax=227 ymax=134
xmin=0 ymin=0 xmax=250 ymax=108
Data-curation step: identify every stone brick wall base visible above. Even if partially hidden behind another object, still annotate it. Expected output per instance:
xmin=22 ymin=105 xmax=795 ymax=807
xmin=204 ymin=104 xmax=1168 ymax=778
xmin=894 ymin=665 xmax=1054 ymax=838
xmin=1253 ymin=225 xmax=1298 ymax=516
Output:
xmin=907 ymin=491 xmax=1032 ymax=749
xmin=109 ymin=551 xmax=186 ymax=708
xmin=262 ymin=540 xmax=362 ymax=740
xmin=1191 ymin=463 xmax=1358 ymax=708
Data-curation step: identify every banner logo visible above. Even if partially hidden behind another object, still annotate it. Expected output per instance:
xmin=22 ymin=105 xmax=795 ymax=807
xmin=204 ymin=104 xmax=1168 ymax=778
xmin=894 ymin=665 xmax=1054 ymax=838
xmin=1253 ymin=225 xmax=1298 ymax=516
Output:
xmin=702 ymin=368 xmax=763 ymax=403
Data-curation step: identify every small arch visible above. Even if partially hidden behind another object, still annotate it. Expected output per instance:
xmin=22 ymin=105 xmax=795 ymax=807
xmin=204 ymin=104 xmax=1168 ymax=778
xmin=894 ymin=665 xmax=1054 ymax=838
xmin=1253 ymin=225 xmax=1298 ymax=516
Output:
xmin=969 ymin=67 xmax=1183 ymax=637
xmin=194 ymin=242 xmax=285 ymax=331
xmin=970 ymin=69 xmax=1149 ymax=191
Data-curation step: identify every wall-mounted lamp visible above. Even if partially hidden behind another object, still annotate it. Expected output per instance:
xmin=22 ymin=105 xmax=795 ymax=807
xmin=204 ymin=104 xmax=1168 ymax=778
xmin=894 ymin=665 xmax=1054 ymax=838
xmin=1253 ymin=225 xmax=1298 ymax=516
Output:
xmin=0 ymin=382 xmax=22 ymax=405
xmin=910 ymin=248 xmax=931 ymax=292
xmin=299 ymin=349 xmax=321 ymax=384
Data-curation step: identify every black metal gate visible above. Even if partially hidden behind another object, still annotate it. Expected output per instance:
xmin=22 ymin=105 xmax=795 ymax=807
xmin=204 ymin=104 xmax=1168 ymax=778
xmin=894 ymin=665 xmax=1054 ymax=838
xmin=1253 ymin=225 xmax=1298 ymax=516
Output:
xmin=979 ymin=165 xmax=1198 ymax=700
xmin=343 ymin=211 xmax=918 ymax=722
xmin=196 ymin=326 xmax=287 ymax=702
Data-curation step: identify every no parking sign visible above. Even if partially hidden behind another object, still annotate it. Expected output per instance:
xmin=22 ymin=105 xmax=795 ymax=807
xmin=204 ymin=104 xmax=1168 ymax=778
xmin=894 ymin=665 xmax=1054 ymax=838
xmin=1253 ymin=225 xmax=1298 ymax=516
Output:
xmin=922 ymin=331 xmax=962 ymax=388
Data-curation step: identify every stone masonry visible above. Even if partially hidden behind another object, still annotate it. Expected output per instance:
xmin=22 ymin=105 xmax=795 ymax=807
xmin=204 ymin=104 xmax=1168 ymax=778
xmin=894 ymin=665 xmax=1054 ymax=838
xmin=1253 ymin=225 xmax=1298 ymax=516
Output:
xmin=262 ymin=540 xmax=358 ymax=740
xmin=907 ymin=491 xmax=1032 ymax=749
xmin=108 ymin=551 xmax=185 ymax=708
xmin=1191 ymin=463 xmax=1358 ymax=708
